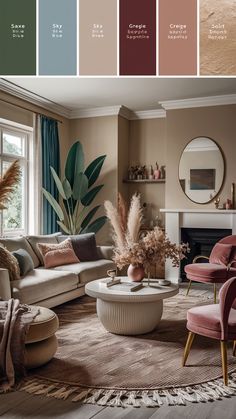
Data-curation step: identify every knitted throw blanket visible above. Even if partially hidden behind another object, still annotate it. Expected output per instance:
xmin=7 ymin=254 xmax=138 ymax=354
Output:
xmin=0 ymin=299 xmax=39 ymax=392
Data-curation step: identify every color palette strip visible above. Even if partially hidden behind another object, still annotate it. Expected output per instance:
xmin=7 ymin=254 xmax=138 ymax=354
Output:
xmin=0 ymin=0 xmax=235 ymax=76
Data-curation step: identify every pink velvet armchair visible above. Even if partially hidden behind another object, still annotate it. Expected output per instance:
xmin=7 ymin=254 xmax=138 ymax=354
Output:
xmin=185 ymin=235 xmax=236 ymax=303
xmin=182 ymin=276 xmax=236 ymax=386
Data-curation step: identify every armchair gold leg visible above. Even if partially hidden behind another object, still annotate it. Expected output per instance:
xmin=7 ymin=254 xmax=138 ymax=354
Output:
xmin=213 ymin=283 xmax=217 ymax=304
xmin=220 ymin=341 xmax=228 ymax=386
xmin=182 ymin=332 xmax=195 ymax=366
xmin=186 ymin=280 xmax=192 ymax=296
xmin=233 ymin=341 xmax=236 ymax=357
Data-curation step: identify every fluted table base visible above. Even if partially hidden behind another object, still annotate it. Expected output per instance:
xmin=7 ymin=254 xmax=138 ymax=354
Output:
xmin=97 ymin=299 xmax=163 ymax=335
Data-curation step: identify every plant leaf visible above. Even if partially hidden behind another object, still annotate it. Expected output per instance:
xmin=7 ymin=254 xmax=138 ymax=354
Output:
xmin=42 ymin=189 xmax=64 ymax=221
xmin=65 ymin=141 xmax=84 ymax=186
xmin=81 ymin=184 xmax=104 ymax=206
xmin=62 ymin=178 xmax=72 ymax=199
xmin=81 ymin=205 xmax=100 ymax=230
xmin=72 ymin=172 xmax=88 ymax=200
xmin=80 ymin=216 xmax=107 ymax=234
xmin=50 ymin=167 xmax=66 ymax=199
xmin=57 ymin=221 xmax=71 ymax=234
xmin=84 ymin=155 xmax=106 ymax=188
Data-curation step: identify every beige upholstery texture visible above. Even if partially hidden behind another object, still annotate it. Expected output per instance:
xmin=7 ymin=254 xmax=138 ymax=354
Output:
xmin=25 ymin=335 xmax=58 ymax=369
xmin=52 ymin=259 xmax=116 ymax=285
xmin=26 ymin=306 xmax=59 ymax=343
xmin=26 ymin=233 xmax=62 ymax=265
xmin=0 ymin=268 xmax=11 ymax=300
xmin=11 ymin=269 xmax=79 ymax=304
xmin=0 ymin=237 xmax=40 ymax=268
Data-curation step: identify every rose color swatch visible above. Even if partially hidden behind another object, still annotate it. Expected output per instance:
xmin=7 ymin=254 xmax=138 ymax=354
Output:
xmin=79 ymin=0 xmax=117 ymax=75
xmin=120 ymin=0 xmax=156 ymax=75
xmin=0 ymin=0 xmax=36 ymax=75
xmin=159 ymin=0 xmax=197 ymax=75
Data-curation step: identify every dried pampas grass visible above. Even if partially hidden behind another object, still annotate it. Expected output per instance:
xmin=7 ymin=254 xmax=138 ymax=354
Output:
xmin=0 ymin=160 xmax=21 ymax=210
xmin=127 ymin=194 xmax=142 ymax=245
xmin=104 ymin=200 xmax=125 ymax=251
xmin=118 ymin=192 xmax=128 ymax=233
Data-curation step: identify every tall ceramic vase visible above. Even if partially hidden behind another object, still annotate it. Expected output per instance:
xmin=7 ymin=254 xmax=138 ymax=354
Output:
xmin=127 ymin=264 xmax=145 ymax=282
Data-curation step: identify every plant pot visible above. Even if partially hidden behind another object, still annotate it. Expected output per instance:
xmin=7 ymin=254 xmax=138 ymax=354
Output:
xmin=127 ymin=264 xmax=145 ymax=282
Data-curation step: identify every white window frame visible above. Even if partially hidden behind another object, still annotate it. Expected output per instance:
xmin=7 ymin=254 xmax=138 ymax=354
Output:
xmin=0 ymin=120 xmax=33 ymax=237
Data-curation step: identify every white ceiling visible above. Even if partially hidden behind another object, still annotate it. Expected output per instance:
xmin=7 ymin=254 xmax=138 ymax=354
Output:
xmin=3 ymin=77 xmax=236 ymax=112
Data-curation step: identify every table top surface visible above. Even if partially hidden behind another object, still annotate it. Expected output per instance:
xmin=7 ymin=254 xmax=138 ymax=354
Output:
xmin=85 ymin=277 xmax=179 ymax=303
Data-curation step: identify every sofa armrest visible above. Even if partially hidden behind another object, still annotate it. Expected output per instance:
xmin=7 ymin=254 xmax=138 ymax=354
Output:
xmin=97 ymin=245 xmax=114 ymax=261
xmin=0 ymin=268 xmax=11 ymax=300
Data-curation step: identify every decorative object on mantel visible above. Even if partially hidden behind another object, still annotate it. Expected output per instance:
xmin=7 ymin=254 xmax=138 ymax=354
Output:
xmin=231 ymin=182 xmax=235 ymax=209
xmin=104 ymin=193 xmax=188 ymax=282
xmin=20 ymin=292 xmax=236 ymax=407
xmin=214 ymin=196 xmax=220 ymax=209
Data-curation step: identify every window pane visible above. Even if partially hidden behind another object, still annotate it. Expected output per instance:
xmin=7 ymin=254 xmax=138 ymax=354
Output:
xmin=3 ymin=132 xmax=24 ymax=156
xmin=2 ymin=161 xmax=24 ymax=231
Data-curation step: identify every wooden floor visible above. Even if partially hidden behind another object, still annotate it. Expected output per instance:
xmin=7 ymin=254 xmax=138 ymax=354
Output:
xmin=1 ymin=283 xmax=236 ymax=419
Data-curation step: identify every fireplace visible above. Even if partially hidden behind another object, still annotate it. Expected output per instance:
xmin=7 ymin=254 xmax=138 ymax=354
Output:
xmin=180 ymin=228 xmax=231 ymax=281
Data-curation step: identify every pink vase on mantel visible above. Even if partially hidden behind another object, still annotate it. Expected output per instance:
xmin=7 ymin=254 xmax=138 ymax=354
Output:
xmin=127 ymin=264 xmax=145 ymax=282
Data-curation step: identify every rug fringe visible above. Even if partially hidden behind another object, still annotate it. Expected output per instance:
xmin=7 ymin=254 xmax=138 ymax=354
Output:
xmin=19 ymin=374 xmax=236 ymax=408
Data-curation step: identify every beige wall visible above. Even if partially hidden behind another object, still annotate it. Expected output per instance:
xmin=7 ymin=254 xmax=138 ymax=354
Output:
xmin=166 ymin=105 xmax=236 ymax=208
xmin=69 ymin=115 xmax=118 ymax=244
xmin=128 ymin=118 xmax=166 ymax=226
xmin=118 ymin=116 xmax=129 ymax=202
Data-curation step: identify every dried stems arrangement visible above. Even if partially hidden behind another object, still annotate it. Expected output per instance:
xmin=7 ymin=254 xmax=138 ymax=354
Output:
xmin=104 ymin=193 xmax=188 ymax=272
xmin=0 ymin=160 xmax=21 ymax=210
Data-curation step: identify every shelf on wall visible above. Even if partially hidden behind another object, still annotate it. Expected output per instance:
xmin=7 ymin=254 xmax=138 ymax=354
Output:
xmin=123 ymin=179 xmax=165 ymax=184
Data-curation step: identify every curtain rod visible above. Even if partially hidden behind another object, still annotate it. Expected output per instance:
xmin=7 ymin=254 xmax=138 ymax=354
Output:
xmin=0 ymin=97 xmax=63 ymax=124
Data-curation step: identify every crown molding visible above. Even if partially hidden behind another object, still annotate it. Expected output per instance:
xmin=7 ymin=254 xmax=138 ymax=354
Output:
xmin=129 ymin=109 xmax=166 ymax=120
xmin=70 ymin=105 xmax=125 ymax=119
xmin=0 ymin=78 xmax=71 ymax=119
xmin=159 ymin=94 xmax=236 ymax=110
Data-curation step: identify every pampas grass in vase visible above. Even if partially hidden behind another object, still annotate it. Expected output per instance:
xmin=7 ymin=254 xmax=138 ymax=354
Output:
xmin=0 ymin=160 xmax=21 ymax=210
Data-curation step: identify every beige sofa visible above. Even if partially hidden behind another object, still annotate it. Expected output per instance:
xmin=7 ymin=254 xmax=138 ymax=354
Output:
xmin=0 ymin=234 xmax=115 ymax=308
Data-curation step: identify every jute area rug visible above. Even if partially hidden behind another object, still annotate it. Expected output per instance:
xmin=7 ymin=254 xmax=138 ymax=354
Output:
xmin=21 ymin=288 xmax=236 ymax=407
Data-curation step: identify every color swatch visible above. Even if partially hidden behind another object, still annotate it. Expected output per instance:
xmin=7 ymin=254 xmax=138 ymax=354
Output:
xmin=39 ymin=0 xmax=77 ymax=75
xmin=159 ymin=0 xmax=197 ymax=75
xmin=200 ymin=0 xmax=236 ymax=75
xmin=0 ymin=0 xmax=36 ymax=75
xmin=120 ymin=0 xmax=156 ymax=75
xmin=79 ymin=0 xmax=117 ymax=75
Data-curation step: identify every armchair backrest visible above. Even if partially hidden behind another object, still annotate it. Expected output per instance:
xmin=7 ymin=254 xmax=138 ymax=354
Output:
xmin=219 ymin=235 xmax=236 ymax=245
xmin=219 ymin=276 xmax=236 ymax=340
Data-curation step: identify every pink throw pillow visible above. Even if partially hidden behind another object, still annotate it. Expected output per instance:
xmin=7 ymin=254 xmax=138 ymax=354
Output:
xmin=43 ymin=248 xmax=79 ymax=268
xmin=37 ymin=238 xmax=79 ymax=268
xmin=209 ymin=243 xmax=232 ymax=266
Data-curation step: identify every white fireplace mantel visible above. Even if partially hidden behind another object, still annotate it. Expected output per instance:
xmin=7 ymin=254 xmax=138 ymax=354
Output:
xmin=160 ymin=208 xmax=236 ymax=283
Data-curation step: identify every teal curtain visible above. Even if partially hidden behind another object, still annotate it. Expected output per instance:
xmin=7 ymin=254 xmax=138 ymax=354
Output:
xmin=41 ymin=116 xmax=60 ymax=234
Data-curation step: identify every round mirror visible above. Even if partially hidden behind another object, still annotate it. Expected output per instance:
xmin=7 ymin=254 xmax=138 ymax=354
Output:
xmin=179 ymin=137 xmax=224 ymax=204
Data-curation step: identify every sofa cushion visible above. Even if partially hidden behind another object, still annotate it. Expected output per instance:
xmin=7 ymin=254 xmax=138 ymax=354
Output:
xmin=209 ymin=243 xmax=232 ymax=266
xmin=184 ymin=263 xmax=227 ymax=282
xmin=0 ymin=237 xmax=39 ymax=268
xmin=52 ymin=259 xmax=116 ymax=285
xmin=27 ymin=233 xmax=62 ymax=265
xmin=11 ymin=268 xmax=79 ymax=305
xmin=37 ymin=239 xmax=79 ymax=268
xmin=12 ymin=249 xmax=34 ymax=277
xmin=0 ymin=246 xmax=20 ymax=281
xmin=57 ymin=233 xmax=99 ymax=261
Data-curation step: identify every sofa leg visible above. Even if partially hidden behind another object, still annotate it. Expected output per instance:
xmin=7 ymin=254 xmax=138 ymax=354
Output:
xmin=220 ymin=341 xmax=228 ymax=386
xmin=182 ymin=332 xmax=195 ymax=366
xmin=186 ymin=280 xmax=192 ymax=296
xmin=233 ymin=341 xmax=236 ymax=357
xmin=214 ymin=283 xmax=217 ymax=304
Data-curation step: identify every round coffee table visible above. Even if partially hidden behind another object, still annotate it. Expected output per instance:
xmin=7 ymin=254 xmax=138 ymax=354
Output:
xmin=85 ymin=277 xmax=179 ymax=335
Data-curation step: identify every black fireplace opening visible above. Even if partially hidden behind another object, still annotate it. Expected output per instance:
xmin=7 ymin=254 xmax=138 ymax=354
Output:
xmin=181 ymin=228 xmax=232 ymax=281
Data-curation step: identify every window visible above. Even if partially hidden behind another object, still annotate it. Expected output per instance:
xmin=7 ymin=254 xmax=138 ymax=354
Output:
xmin=0 ymin=122 xmax=32 ymax=236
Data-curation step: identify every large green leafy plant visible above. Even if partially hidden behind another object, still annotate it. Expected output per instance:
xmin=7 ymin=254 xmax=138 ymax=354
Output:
xmin=42 ymin=141 xmax=107 ymax=235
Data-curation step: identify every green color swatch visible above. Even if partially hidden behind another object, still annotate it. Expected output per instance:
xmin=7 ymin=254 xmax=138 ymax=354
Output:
xmin=0 ymin=0 xmax=36 ymax=75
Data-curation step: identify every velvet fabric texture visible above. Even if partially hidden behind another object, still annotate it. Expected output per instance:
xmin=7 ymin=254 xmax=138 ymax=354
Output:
xmin=184 ymin=263 xmax=227 ymax=282
xmin=187 ymin=277 xmax=236 ymax=341
xmin=0 ymin=247 xmax=20 ymax=281
xmin=57 ymin=233 xmax=99 ymax=262
xmin=12 ymin=249 xmax=34 ymax=277
xmin=209 ymin=243 xmax=232 ymax=266
xmin=37 ymin=239 xmax=79 ymax=268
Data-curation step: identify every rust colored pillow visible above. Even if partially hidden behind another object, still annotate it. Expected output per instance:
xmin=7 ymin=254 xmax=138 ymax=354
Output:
xmin=37 ymin=239 xmax=79 ymax=268
xmin=209 ymin=243 xmax=232 ymax=266
xmin=0 ymin=246 xmax=20 ymax=281
xmin=43 ymin=248 xmax=79 ymax=269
